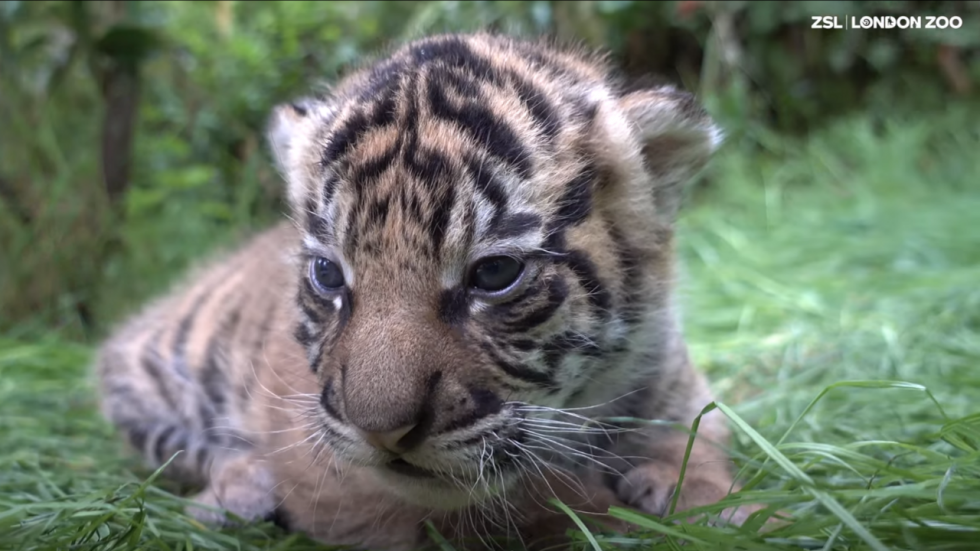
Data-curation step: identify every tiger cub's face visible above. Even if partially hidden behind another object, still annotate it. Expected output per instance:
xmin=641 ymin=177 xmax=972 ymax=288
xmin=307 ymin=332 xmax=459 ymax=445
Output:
xmin=267 ymin=34 xmax=720 ymax=508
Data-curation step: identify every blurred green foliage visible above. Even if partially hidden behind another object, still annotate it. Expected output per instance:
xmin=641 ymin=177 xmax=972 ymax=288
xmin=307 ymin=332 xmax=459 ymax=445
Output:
xmin=0 ymin=0 xmax=978 ymax=341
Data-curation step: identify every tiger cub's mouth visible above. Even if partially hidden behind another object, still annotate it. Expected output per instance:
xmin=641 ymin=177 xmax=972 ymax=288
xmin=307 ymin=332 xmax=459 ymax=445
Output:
xmin=385 ymin=458 xmax=436 ymax=478
xmin=370 ymin=455 xmax=512 ymax=510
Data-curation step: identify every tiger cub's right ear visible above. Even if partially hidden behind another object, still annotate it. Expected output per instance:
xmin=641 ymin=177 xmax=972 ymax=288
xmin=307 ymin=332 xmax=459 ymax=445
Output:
xmin=266 ymin=97 xmax=325 ymax=212
xmin=266 ymin=98 xmax=318 ymax=175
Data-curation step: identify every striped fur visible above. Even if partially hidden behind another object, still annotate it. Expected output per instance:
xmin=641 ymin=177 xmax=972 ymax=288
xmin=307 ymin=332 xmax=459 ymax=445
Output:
xmin=96 ymin=33 xmax=747 ymax=550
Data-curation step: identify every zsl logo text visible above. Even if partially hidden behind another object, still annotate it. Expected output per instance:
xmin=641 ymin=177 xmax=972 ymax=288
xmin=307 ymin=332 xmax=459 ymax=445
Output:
xmin=812 ymin=15 xmax=963 ymax=29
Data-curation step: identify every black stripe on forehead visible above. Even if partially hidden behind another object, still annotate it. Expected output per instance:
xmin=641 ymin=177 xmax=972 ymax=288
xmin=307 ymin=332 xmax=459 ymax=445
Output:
xmin=425 ymin=69 xmax=532 ymax=180
xmin=320 ymin=69 xmax=402 ymax=169
xmin=309 ymin=70 xmax=405 ymax=242
xmin=511 ymin=76 xmax=561 ymax=141
xmin=421 ymin=41 xmax=563 ymax=145
xmin=410 ymin=36 xmax=498 ymax=80
xmin=400 ymin=185 xmax=426 ymax=222
xmin=405 ymin=147 xmax=454 ymax=190
xmin=343 ymin=171 xmax=460 ymax=261
xmin=515 ymin=44 xmax=572 ymax=79
xmin=308 ymin=36 xmax=576 ymax=257
xmin=441 ymin=67 xmax=481 ymax=99
xmin=361 ymin=59 xmax=406 ymax=101
xmin=320 ymin=109 xmax=370 ymax=169
xmin=347 ymin=135 xmax=403 ymax=188
xmin=368 ymin=196 xmax=391 ymax=228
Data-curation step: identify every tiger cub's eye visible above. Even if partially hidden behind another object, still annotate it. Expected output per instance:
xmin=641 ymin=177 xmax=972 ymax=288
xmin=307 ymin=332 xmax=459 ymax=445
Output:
xmin=310 ymin=257 xmax=345 ymax=291
xmin=469 ymin=256 xmax=524 ymax=293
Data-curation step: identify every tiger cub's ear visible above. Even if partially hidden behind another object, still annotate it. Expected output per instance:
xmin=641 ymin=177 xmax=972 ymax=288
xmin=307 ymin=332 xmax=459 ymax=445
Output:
xmin=266 ymin=97 xmax=325 ymax=212
xmin=618 ymin=85 xmax=723 ymax=221
xmin=266 ymin=99 xmax=317 ymax=171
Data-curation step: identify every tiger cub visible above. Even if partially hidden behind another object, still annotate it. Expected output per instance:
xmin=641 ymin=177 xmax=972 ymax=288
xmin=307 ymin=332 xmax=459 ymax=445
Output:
xmin=95 ymin=32 xmax=748 ymax=550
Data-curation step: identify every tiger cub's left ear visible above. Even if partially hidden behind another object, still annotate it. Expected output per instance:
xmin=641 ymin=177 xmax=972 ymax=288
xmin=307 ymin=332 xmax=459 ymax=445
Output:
xmin=618 ymin=86 xmax=723 ymax=221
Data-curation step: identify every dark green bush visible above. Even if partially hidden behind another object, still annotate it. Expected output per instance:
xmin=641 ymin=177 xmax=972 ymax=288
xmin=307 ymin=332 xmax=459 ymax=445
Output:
xmin=0 ymin=0 xmax=977 ymax=340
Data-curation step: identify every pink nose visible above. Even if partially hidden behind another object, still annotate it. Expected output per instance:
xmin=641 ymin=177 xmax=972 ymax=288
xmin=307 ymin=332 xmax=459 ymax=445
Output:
xmin=356 ymin=423 xmax=419 ymax=454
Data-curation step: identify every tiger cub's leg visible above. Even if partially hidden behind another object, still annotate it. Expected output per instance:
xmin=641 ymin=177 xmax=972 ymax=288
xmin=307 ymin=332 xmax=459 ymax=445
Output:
xmin=613 ymin=414 xmax=742 ymax=522
xmin=97 ymin=335 xmax=216 ymax=485
xmin=95 ymin=282 xmax=278 ymax=523
xmin=610 ymin=343 xmax=758 ymax=525
xmin=95 ymin=225 xmax=301 ymax=526
xmin=185 ymin=454 xmax=279 ymax=525
xmin=97 ymin=320 xmax=281 ymax=525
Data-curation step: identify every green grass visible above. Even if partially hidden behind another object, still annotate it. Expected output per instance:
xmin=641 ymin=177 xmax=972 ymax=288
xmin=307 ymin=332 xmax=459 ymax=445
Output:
xmin=1 ymin=109 xmax=979 ymax=550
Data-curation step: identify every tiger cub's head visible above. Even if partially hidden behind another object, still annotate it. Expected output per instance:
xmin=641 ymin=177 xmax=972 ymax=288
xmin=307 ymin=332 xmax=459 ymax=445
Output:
xmin=267 ymin=33 xmax=720 ymax=508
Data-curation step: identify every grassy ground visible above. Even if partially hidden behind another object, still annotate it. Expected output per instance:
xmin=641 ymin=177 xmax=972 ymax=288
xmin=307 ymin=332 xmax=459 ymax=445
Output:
xmin=1 ymin=109 xmax=978 ymax=551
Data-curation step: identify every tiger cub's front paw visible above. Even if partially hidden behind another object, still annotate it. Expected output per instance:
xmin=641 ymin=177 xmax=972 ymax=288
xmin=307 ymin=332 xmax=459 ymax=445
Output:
xmin=185 ymin=456 xmax=278 ymax=527
xmin=614 ymin=462 xmax=747 ymax=523
xmin=615 ymin=462 xmax=772 ymax=527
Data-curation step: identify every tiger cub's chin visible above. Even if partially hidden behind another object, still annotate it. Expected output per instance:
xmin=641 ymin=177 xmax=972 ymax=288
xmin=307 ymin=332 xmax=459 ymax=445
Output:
xmin=373 ymin=468 xmax=511 ymax=510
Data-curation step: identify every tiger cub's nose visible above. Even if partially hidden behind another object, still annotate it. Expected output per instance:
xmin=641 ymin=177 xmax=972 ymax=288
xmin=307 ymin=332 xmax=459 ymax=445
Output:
xmin=356 ymin=423 xmax=424 ymax=454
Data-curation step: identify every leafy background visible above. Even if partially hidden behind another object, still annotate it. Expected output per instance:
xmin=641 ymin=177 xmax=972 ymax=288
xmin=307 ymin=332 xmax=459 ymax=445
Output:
xmin=1 ymin=2 xmax=979 ymax=550
xmin=3 ymin=0 xmax=979 ymax=341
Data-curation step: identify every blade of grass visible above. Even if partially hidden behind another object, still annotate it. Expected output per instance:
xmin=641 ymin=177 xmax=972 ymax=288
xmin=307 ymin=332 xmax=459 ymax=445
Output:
xmin=549 ymin=499 xmax=603 ymax=551
xmin=715 ymin=401 xmax=890 ymax=551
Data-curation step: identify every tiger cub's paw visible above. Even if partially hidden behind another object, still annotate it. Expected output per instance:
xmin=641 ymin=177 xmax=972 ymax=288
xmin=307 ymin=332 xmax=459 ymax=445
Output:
xmin=185 ymin=456 xmax=278 ymax=527
xmin=614 ymin=462 xmax=757 ymax=525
